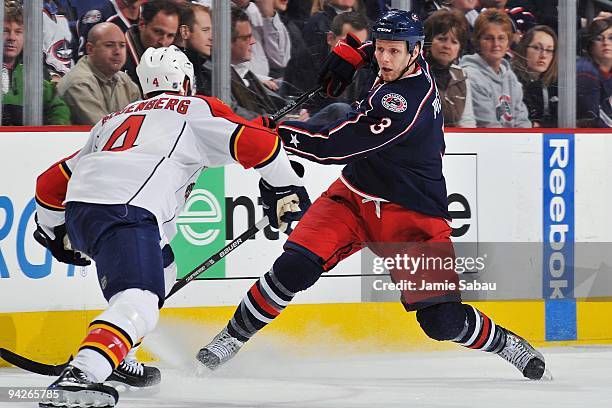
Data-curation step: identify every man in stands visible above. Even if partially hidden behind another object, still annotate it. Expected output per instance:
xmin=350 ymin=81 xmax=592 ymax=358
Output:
xmin=58 ymin=22 xmax=141 ymax=125
xmin=123 ymin=0 xmax=180 ymax=83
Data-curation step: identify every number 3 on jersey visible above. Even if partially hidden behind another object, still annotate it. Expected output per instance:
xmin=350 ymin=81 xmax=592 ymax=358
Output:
xmin=370 ymin=117 xmax=391 ymax=134
xmin=102 ymin=115 xmax=145 ymax=151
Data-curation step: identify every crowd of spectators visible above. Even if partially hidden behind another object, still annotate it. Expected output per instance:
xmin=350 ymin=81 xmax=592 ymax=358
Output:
xmin=1 ymin=0 xmax=611 ymax=128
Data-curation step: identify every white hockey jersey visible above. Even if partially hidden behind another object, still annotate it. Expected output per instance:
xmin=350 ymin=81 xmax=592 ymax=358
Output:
xmin=36 ymin=94 xmax=301 ymax=242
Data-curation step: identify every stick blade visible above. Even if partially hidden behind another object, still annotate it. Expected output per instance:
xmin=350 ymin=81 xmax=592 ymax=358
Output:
xmin=0 ymin=347 xmax=70 ymax=376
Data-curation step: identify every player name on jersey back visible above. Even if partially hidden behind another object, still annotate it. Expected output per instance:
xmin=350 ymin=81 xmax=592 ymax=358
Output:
xmin=101 ymin=97 xmax=192 ymax=125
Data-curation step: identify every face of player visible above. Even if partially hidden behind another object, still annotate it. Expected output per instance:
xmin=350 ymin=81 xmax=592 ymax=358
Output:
xmin=274 ymin=0 xmax=288 ymax=12
xmin=525 ymin=30 xmax=555 ymax=75
xmin=3 ymin=21 xmax=24 ymax=64
xmin=375 ymin=39 xmax=418 ymax=82
xmin=451 ymin=0 xmax=477 ymax=13
xmin=186 ymin=9 xmax=212 ymax=57
xmin=591 ymin=27 xmax=612 ymax=65
xmin=478 ymin=23 xmax=509 ymax=72
xmin=326 ymin=23 xmax=368 ymax=48
xmin=87 ymin=26 xmax=127 ymax=77
xmin=430 ymin=29 xmax=461 ymax=67
xmin=330 ymin=0 xmax=355 ymax=11
xmin=139 ymin=11 xmax=179 ymax=49
xmin=231 ymin=21 xmax=256 ymax=64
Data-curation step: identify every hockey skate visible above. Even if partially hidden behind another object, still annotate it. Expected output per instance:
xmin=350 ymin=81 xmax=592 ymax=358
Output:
xmin=498 ymin=330 xmax=547 ymax=380
xmin=196 ymin=327 xmax=244 ymax=370
xmin=39 ymin=365 xmax=118 ymax=408
xmin=107 ymin=357 xmax=161 ymax=389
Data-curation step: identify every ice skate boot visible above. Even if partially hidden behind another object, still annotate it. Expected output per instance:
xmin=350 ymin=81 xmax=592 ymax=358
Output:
xmin=196 ymin=327 xmax=244 ymax=370
xmin=39 ymin=365 xmax=118 ymax=408
xmin=107 ymin=357 xmax=161 ymax=388
xmin=498 ymin=330 xmax=546 ymax=380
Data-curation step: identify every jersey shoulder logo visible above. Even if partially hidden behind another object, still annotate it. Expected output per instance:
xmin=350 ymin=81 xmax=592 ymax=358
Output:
xmin=381 ymin=93 xmax=408 ymax=113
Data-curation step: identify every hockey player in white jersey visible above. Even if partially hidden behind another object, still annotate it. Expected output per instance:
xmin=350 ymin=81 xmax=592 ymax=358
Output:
xmin=34 ymin=45 xmax=310 ymax=408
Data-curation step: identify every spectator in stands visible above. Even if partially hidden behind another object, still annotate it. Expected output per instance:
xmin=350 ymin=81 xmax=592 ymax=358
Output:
xmin=303 ymin=0 xmax=363 ymax=50
xmin=362 ymin=0 xmax=389 ymax=21
xmin=577 ymin=17 xmax=612 ymax=128
xmin=236 ymin=0 xmax=291 ymax=86
xmin=57 ymin=22 xmax=141 ymax=125
xmin=424 ymin=9 xmax=476 ymax=127
xmin=281 ymin=0 xmax=310 ymax=64
xmin=2 ymin=0 xmax=70 ymax=125
xmin=123 ymin=0 xmax=180 ymax=84
xmin=460 ymin=8 xmax=531 ymax=127
xmin=420 ymin=0 xmax=478 ymax=25
xmin=77 ymin=0 xmax=145 ymax=58
xmin=284 ymin=11 xmax=369 ymax=114
xmin=175 ymin=2 xmax=212 ymax=95
xmin=511 ymin=25 xmax=558 ymax=127
xmin=478 ymin=0 xmax=536 ymax=46
xmin=230 ymin=7 xmax=284 ymax=119
xmin=43 ymin=0 xmax=74 ymax=81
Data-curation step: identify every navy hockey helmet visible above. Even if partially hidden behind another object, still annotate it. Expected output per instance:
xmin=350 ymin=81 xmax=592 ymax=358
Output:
xmin=372 ymin=9 xmax=425 ymax=53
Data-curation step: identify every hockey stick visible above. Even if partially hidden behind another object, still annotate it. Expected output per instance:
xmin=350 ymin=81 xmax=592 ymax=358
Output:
xmin=0 ymin=348 xmax=71 ymax=376
xmin=165 ymin=216 xmax=270 ymax=298
xmin=269 ymin=85 xmax=323 ymax=122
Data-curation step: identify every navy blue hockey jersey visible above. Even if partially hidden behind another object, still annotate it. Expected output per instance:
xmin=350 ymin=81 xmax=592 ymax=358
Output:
xmin=278 ymin=57 xmax=450 ymax=220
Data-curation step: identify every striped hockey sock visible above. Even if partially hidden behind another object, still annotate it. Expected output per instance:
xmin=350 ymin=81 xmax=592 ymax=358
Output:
xmin=227 ymin=269 xmax=295 ymax=342
xmin=71 ymin=320 xmax=134 ymax=382
xmin=452 ymin=305 xmax=507 ymax=353
xmin=79 ymin=320 xmax=133 ymax=369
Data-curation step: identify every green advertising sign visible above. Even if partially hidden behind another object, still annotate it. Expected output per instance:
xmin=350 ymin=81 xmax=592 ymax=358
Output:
xmin=171 ymin=167 xmax=226 ymax=279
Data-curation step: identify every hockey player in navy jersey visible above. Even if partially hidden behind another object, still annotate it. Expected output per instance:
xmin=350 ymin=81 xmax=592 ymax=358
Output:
xmin=197 ymin=9 xmax=547 ymax=381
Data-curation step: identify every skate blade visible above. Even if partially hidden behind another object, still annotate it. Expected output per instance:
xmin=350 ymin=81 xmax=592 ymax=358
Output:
xmin=39 ymin=390 xmax=116 ymax=408
xmin=107 ymin=381 xmax=161 ymax=396
xmin=540 ymin=368 xmax=554 ymax=381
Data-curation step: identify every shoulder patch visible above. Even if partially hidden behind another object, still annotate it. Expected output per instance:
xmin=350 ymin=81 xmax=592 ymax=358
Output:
xmin=81 ymin=10 xmax=102 ymax=24
xmin=381 ymin=93 xmax=408 ymax=113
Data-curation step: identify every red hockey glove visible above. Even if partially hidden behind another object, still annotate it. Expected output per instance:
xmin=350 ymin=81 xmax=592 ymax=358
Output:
xmin=318 ymin=33 xmax=374 ymax=98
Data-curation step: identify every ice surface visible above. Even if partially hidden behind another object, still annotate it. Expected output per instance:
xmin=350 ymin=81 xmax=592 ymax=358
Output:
xmin=1 ymin=343 xmax=611 ymax=408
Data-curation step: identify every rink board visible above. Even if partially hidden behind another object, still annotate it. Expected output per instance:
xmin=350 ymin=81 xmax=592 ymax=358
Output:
xmin=1 ymin=128 xmax=612 ymax=365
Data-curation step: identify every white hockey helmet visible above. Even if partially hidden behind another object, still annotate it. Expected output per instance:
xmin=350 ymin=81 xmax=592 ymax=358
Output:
xmin=136 ymin=45 xmax=195 ymax=96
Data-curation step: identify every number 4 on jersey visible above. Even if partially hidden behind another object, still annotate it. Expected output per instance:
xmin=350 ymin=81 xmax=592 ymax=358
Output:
xmin=102 ymin=115 xmax=145 ymax=151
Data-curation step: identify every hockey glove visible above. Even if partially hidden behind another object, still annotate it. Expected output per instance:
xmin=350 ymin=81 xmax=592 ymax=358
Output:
xmin=33 ymin=222 xmax=91 ymax=266
xmin=318 ymin=33 xmax=374 ymax=98
xmin=259 ymin=179 xmax=311 ymax=234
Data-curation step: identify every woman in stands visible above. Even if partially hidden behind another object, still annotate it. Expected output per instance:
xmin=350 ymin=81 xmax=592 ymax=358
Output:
xmin=460 ymin=8 xmax=531 ymax=127
xmin=424 ymin=8 xmax=476 ymax=127
xmin=511 ymin=25 xmax=558 ymax=128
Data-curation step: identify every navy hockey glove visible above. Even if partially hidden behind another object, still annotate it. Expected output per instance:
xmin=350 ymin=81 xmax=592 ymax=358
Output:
xmin=259 ymin=179 xmax=311 ymax=235
xmin=318 ymin=33 xmax=373 ymax=97
xmin=33 ymin=222 xmax=91 ymax=266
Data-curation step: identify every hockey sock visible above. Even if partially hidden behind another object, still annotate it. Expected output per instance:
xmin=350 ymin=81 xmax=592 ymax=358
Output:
xmin=227 ymin=268 xmax=295 ymax=342
xmin=453 ymin=304 xmax=507 ymax=353
xmin=71 ymin=320 xmax=134 ymax=382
